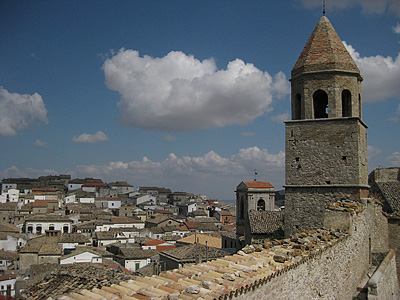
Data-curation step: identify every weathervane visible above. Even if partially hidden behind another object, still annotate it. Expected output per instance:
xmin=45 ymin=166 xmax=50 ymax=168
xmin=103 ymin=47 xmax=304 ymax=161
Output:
xmin=323 ymin=0 xmax=326 ymax=16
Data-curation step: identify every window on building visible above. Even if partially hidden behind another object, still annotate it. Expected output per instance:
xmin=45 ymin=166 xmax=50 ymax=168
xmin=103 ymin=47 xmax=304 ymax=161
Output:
xmin=135 ymin=262 xmax=140 ymax=271
xmin=36 ymin=226 xmax=42 ymax=234
xmin=342 ymin=90 xmax=352 ymax=117
xmin=257 ymin=199 xmax=266 ymax=211
xmin=313 ymin=90 xmax=328 ymax=118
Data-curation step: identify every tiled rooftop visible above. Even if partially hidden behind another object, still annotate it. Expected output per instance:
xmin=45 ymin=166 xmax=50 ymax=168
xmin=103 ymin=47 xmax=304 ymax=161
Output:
xmin=243 ymin=181 xmax=274 ymax=189
xmin=22 ymin=262 xmax=136 ymax=299
xmin=292 ymin=16 xmax=360 ymax=77
xmin=248 ymin=210 xmax=284 ymax=235
xmin=376 ymin=181 xmax=400 ymax=217
xmin=54 ymin=228 xmax=348 ymax=300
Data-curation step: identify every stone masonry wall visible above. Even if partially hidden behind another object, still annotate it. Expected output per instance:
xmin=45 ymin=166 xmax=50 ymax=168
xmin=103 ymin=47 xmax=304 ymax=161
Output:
xmin=285 ymin=118 xmax=368 ymax=186
xmin=233 ymin=203 xmax=388 ymax=300
xmin=368 ymin=250 xmax=400 ymax=300
xmin=285 ymin=187 xmax=362 ymax=236
xmin=291 ymin=72 xmax=362 ymax=119
xmin=389 ymin=219 xmax=400 ymax=284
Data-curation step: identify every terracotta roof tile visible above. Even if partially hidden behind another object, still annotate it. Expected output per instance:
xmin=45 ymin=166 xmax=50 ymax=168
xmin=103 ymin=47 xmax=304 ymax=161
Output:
xmin=243 ymin=181 xmax=274 ymax=188
xmin=292 ymin=16 xmax=360 ymax=77
xmin=248 ymin=210 xmax=284 ymax=234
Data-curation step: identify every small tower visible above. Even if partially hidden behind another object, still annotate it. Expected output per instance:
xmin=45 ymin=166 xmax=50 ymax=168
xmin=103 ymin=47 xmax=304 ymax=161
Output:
xmin=284 ymin=16 xmax=369 ymax=236
xmin=236 ymin=180 xmax=275 ymax=246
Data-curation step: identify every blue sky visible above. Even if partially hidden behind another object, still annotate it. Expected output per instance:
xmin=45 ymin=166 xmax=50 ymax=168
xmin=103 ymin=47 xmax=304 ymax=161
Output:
xmin=1 ymin=0 xmax=399 ymax=200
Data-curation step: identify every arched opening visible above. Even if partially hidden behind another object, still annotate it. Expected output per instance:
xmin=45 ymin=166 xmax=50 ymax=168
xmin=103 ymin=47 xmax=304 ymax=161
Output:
xmin=342 ymin=90 xmax=352 ymax=117
xmin=239 ymin=197 xmax=244 ymax=219
xmin=257 ymin=199 xmax=265 ymax=211
xmin=36 ymin=226 xmax=42 ymax=234
xmin=313 ymin=90 xmax=328 ymax=119
xmin=63 ymin=226 xmax=69 ymax=233
xmin=294 ymin=93 xmax=302 ymax=120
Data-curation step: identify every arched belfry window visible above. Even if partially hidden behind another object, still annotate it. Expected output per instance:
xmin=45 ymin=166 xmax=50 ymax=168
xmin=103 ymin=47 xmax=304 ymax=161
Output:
xmin=342 ymin=90 xmax=352 ymax=117
xmin=294 ymin=93 xmax=302 ymax=120
xmin=257 ymin=199 xmax=265 ymax=211
xmin=313 ymin=90 xmax=328 ymax=119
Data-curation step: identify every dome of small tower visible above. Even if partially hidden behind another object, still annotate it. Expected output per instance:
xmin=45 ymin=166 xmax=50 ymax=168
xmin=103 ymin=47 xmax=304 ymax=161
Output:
xmin=291 ymin=16 xmax=360 ymax=78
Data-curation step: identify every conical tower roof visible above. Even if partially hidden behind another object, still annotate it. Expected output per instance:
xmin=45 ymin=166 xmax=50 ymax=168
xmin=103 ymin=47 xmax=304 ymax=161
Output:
xmin=292 ymin=16 xmax=360 ymax=77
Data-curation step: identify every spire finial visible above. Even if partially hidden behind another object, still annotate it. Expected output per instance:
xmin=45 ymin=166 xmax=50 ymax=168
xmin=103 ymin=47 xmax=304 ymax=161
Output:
xmin=254 ymin=169 xmax=258 ymax=181
xmin=323 ymin=0 xmax=326 ymax=16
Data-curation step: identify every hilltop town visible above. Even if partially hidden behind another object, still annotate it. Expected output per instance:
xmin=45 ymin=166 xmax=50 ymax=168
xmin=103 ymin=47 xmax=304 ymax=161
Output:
xmin=0 ymin=174 xmax=247 ymax=298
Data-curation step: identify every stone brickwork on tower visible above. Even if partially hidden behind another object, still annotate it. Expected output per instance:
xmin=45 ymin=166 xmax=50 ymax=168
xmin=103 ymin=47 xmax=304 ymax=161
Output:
xmin=284 ymin=16 xmax=369 ymax=236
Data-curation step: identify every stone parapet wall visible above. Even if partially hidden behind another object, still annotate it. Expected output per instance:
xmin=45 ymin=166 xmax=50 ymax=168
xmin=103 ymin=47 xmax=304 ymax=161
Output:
xmin=234 ymin=205 xmax=371 ymax=300
xmin=368 ymin=249 xmax=400 ymax=299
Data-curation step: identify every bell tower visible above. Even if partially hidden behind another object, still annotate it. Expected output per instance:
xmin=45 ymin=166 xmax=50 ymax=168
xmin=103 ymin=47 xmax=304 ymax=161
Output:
xmin=284 ymin=16 xmax=369 ymax=236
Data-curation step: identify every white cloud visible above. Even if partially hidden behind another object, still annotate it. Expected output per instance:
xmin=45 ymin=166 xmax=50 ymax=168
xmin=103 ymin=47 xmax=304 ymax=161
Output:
xmin=0 ymin=166 xmax=59 ymax=179
xmin=271 ymin=113 xmax=290 ymax=123
xmin=72 ymin=131 xmax=109 ymax=143
xmin=103 ymin=50 xmax=290 ymax=131
xmin=34 ymin=140 xmax=48 ymax=147
xmin=73 ymin=146 xmax=285 ymax=199
xmin=0 ymin=87 xmax=48 ymax=136
xmin=343 ymin=42 xmax=400 ymax=102
xmin=387 ymin=151 xmax=400 ymax=165
xmin=0 ymin=147 xmax=285 ymax=199
xmin=300 ymin=0 xmax=400 ymax=16
xmin=392 ymin=23 xmax=400 ymax=34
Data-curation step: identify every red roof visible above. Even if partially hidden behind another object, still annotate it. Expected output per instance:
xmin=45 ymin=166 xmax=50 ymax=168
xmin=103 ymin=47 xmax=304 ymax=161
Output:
xmin=33 ymin=200 xmax=58 ymax=207
xmin=156 ymin=245 xmax=176 ymax=252
xmin=0 ymin=274 xmax=16 ymax=281
xmin=243 ymin=181 xmax=274 ymax=188
xmin=143 ymin=239 xmax=165 ymax=246
xmin=184 ymin=221 xmax=198 ymax=229
xmin=176 ymin=224 xmax=189 ymax=231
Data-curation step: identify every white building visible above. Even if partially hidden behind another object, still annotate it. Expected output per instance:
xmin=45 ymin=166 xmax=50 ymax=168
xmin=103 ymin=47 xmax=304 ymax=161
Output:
xmin=95 ymin=197 xmax=122 ymax=209
xmin=0 ymin=189 xmax=19 ymax=203
xmin=0 ymin=233 xmax=28 ymax=251
xmin=59 ymin=250 xmax=102 ymax=265
xmin=0 ymin=274 xmax=16 ymax=297
xmin=23 ymin=215 xmax=73 ymax=235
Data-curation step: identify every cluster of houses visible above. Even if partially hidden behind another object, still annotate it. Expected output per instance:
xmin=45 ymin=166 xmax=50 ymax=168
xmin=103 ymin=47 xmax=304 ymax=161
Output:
xmin=0 ymin=175 xmax=236 ymax=298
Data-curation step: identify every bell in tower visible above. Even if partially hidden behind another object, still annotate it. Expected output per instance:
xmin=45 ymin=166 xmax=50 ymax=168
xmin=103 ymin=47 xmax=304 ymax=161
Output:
xmin=284 ymin=16 xmax=369 ymax=237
